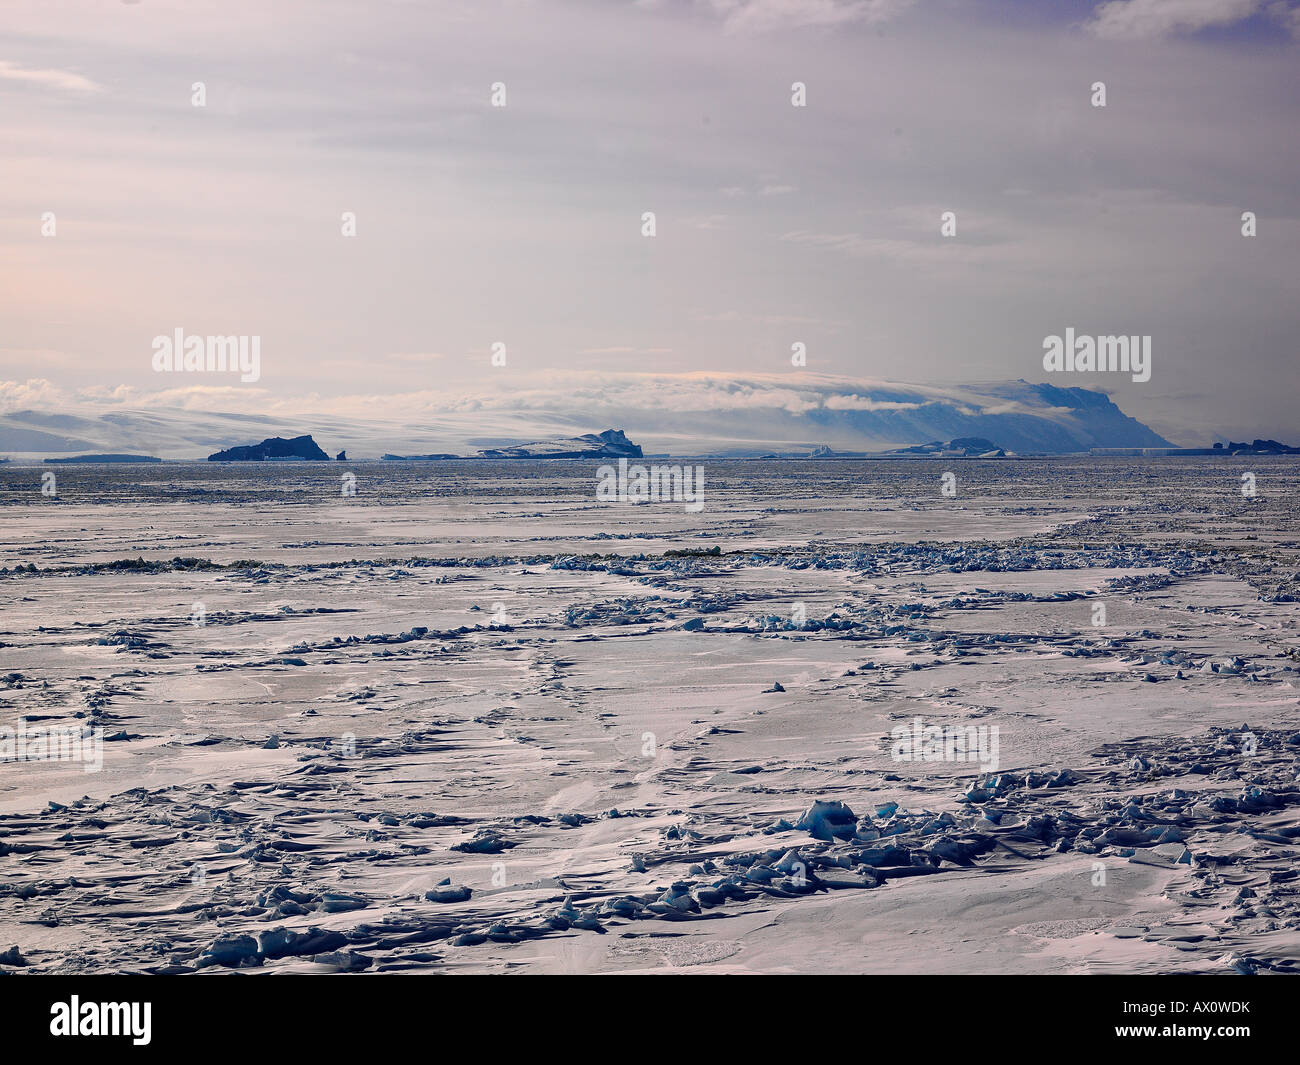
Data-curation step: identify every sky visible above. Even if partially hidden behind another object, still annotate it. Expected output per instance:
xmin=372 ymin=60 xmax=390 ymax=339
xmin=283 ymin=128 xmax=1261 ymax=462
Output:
xmin=2 ymin=0 xmax=1298 ymax=446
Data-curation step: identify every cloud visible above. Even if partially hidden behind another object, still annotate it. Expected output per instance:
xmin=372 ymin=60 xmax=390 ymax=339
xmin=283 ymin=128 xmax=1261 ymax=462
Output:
xmin=1267 ymin=0 xmax=1300 ymax=35
xmin=823 ymin=393 xmax=923 ymax=411
xmin=2 ymin=0 xmax=1297 ymax=447
xmin=0 ymin=61 xmax=101 ymax=93
xmin=1087 ymin=0 xmax=1265 ymax=40
xmin=0 ymin=378 xmax=70 ymax=413
xmin=700 ymin=0 xmax=915 ymax=32
xmin=46 ymin=371 xmax=1031 ymax=423
xmin=77 ymin=383 xmax=271 ymax=410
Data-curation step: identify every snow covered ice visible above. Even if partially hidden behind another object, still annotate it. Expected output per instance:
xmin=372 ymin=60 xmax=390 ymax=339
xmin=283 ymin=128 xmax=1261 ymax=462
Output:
xmin=2 ymin=457 xmax=1299 ymax=974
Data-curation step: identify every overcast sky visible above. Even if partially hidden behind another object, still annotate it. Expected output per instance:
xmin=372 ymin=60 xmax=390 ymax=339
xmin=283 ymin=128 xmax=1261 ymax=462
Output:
xmin=2 ymin=0 xmax=1297 ymax=443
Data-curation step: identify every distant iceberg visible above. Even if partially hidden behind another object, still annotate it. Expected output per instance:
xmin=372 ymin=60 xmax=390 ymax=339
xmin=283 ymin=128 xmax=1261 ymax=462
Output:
xmin=476 ymin=429 xmax=642 ymax=459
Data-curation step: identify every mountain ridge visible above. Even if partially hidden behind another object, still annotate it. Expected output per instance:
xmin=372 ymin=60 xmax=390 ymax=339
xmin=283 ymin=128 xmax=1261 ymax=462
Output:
xmin=0 ymin=378 xmax=1177 ymax=458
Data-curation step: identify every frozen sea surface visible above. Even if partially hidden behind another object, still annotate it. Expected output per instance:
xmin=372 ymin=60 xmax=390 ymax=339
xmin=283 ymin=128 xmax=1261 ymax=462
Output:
xmin=1 ymin=458 xmax=1298 ymax=973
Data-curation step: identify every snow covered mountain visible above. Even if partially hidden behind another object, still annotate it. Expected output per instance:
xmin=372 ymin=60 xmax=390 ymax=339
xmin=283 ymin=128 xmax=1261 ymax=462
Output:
xmin=0 ymin=377 xmax=1176 ymax=459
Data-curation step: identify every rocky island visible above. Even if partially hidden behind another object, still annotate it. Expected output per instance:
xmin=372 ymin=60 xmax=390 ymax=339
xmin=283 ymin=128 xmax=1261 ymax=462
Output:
xmin=207 ymin=435 xmax=330 ymax=461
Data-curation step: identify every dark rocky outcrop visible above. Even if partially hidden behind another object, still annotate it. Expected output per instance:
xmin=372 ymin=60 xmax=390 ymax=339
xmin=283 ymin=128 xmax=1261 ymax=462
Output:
xmin=1221 ymin=439 xmax=1300 ymax=455
xmin=207 ymin=435 xmax=329 ymax=462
